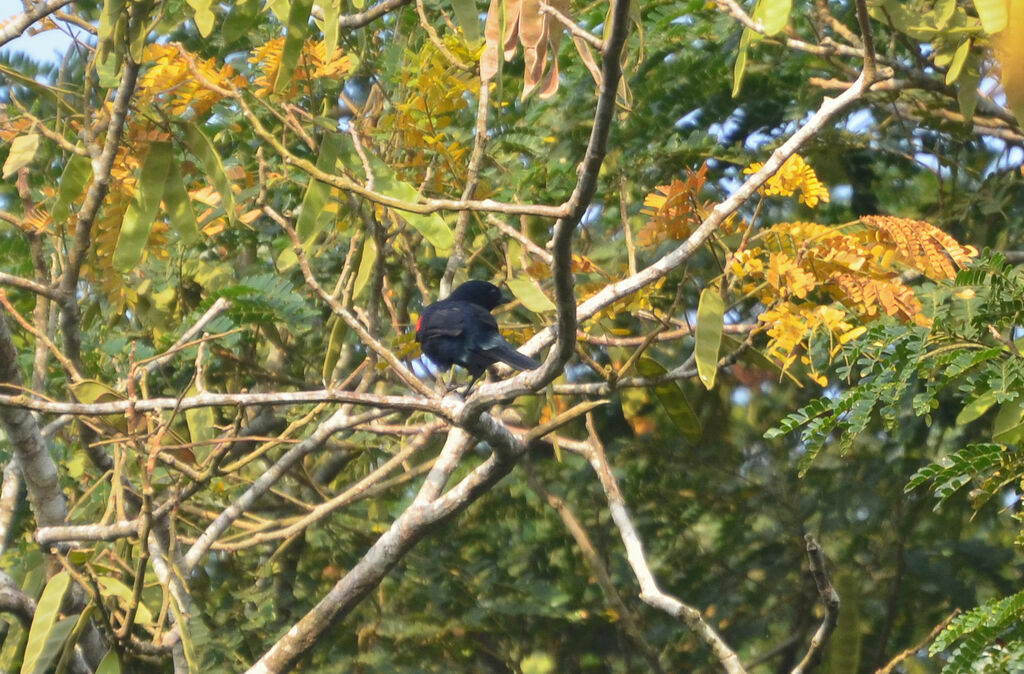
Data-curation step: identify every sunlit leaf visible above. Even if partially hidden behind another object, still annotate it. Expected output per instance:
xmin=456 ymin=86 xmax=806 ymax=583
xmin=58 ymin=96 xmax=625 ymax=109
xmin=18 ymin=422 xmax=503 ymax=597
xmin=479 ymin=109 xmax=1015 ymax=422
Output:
xmin=322 ymin=315 xmax=348 ymax=384
xmin=507 ymin=277 xmax=555 ymax=313
xmin=974 ymin=0 xmax=1008 ymax=33
xmin=274 ymin=0 xmax=315 ymax=94
xmin=163 ymin=161 xmax=201 ymax=245
xmin=96 ymin=576 xmax=155 ymax=626
xmin=452 ymin=0 xmax=481 ymax=42
xmin=114 ymin=142 xmax=173 ymax=272
xmin=52 ymin=154 xmax=93 ymax=223
xmin=2 ymin=133 xmax=40 ymax=179
xmin=695 ymin=286 xmax=725 ymax=390
xmin=295 ymin=133 xmax=342 ymax=244
xmin=751 ymin=0 xmax=791 ymax=35
xmin=184 ymin=123 xmax=236 ymax=226
xmin=352 ymin=236 xmax=377 ymax=300
xmin=187 ymin=0 xmax=216 ymax=36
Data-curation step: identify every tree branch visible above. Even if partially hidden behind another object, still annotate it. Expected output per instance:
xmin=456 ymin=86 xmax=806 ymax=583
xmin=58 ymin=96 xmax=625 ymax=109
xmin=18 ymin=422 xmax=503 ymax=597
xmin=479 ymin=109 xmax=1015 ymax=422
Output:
xmin=0 ymin=0 xmax=74 ymax=47
xmin=584 ymin=415 xmax=746 ymax=672
xmin=0 ymin=312 xmax=68 ymax=528
xmin=791 ymin=534 xmax=840 ymax=674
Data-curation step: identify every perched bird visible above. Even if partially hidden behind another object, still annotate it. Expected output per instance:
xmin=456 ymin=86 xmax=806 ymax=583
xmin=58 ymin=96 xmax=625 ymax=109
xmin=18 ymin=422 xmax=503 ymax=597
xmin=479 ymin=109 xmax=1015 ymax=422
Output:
xmin=415 ymin=280 xmax=541 ymax=393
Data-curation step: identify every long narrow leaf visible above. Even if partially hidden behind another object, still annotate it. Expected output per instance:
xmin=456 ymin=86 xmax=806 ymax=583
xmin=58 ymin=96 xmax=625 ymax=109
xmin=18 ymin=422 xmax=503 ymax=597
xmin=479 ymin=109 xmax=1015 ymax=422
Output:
xmin=21 ymin=571 xmax=70 ymax=674
xmin=274 ymin=0 xmax=315 ymax=94
xmin=114 ymin=141 xmax=173 ymax=272
xmin=184 ymin=123 xmax=236 ymax=226
xmin=695 ymin=286 xmax=725 ymax=390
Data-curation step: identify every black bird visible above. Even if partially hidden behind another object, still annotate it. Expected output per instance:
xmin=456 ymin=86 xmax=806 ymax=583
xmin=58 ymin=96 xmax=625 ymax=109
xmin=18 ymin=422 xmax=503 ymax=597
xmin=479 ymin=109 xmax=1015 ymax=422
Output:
xmin=415 ymin=280 xmax=541 ymax=393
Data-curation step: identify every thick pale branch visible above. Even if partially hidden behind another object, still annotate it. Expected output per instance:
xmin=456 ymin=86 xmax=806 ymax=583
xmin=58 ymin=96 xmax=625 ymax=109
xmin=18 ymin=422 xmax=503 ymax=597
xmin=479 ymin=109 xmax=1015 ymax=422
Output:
xmin=248 ymin=415 xmax=526 ymax=673
xmin=584 ymin=416 xmax=745 ymax=672
xmin=0 ymin=272 xmax=63 ymax=302
xmin=0 ymin=312 xmax=67 ymax=528
xmin=310 ymin=0 xmax=413 ymax=28
xmin=0 ymin=0 xmax=74 ymax=47
xmin=0 ymin=388 xmax=440 ymax=417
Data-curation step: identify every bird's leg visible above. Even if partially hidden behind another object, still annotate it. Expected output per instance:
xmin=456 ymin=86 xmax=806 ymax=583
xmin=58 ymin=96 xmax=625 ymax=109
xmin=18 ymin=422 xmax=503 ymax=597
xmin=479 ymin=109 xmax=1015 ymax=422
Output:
xmin=442 ymin=367 xmax=467 ymax=394
xmin=459 ymin=371 xmax=485 ymax=397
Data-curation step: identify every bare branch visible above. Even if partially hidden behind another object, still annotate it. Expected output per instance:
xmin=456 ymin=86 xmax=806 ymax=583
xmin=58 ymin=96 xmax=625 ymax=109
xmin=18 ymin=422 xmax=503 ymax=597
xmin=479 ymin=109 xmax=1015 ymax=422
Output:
xmin=0 ymin=0 xmax=74 ymax=47
xmin=0 ymin=463 xmax=21 ymax=555
xmin=59 ymin=56 xmax=140 ymax=371
xmin=0 ymin=388 xmax=441 ymax=417
xmin=524 ymin=463 xmax=666 ymax=673
xmin=875 ymin=609 xmax=960 ymax=674
xmin=791 ymin=534 xmax=840 ymax=674
xmin=584 ymin=415 xmax=746 ymax=672
xmin=0 ymin=312 xmax=68 ymax=528
xmin=0 ymin=271 xmax=63 ymax=302
xmin=310 ymin=0 xmax=413 ymax=28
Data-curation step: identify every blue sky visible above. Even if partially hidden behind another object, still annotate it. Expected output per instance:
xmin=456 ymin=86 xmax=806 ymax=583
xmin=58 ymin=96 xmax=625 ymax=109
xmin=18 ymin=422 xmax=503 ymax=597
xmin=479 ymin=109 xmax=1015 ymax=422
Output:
xmin=1 ymin=0 xmax=77 ymax=63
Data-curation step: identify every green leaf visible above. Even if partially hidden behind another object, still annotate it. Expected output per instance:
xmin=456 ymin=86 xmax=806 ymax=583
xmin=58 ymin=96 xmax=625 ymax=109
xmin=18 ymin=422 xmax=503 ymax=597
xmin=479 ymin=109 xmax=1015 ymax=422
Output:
xmin=184 ymin=123 xmax=236 ymax=226
xmin=96 ymin=576 xmax=155 ymax=626
xmin=695 ymin=287 xmax=724 ymax=390
xmin=955 ymin=389 xmax=998 ymax=425
xmin=52 ymin=154 xmax=93 ymax=223
xmin=169 ymin=594 xmax=199 ymax=670
xmin=451 ymin=0 xmax=481 ymax=42
xmin=295 ymin=132 xmax=342 ymax=244
xmin=992 ymin=398 xmax=1024 ymax=443
xmin=507 ymin=277 xmax=555 ymax=313
xmin=21 ymin=571 xmax=70 ymax=674
xmin=223 ymin=0 xmax=261 ymax=43
xmin=163 ymin=161 xmax=201 ymax=244
xmin=945 ymin=38 xmax=971 ymax=85
xmin=359 ymin=153 xmax=453 ymax=251
xmin=114 ymin=142 xmax=173 ymax=273
xmin=956 ymin=52 xmax=982 ymax=122
xmin=186 ymin=0 xmax=216 ymax=36
xmin=96 ymin=49 xmax=123 ymax=89
xmin=751 ymin=0 xmax=791 ymax=35
xmin=732 ymin=28 xmax=752 ymax=98
xmin=322 ymin=315 xmax=349 ymax=384
xmin=275 ymin=0 xmax=315 ymax=95
xmin=321 ymin=0 xmax=341 ymax=57
xmin=97 ymin=0 xmax=126 ymax=63
xmin=974 ymin=0 xmax=1008 ymax=33
xmin=96 ymin=650 xmax=121 ymax=674
xmin=3 ymin=133 xmax=40 ymax=179
xmin=636 ymin=357 xmax=701 ymax=443
xmin=184 ymin=383 xmax=217 ymax=448
xmin=352 ymin=236 xmax=377 ymax=300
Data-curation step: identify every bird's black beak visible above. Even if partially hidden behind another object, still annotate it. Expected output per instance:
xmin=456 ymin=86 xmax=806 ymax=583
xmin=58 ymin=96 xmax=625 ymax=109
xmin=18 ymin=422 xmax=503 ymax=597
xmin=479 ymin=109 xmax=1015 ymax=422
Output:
xmin=500 ymin=290 xmax=514 ymax=305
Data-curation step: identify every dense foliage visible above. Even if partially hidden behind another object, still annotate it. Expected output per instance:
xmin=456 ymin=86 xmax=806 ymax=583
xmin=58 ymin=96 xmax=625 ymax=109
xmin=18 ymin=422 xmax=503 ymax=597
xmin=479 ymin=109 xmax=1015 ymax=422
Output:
xmin=0 ymin=0 xmax=1022 ymax=671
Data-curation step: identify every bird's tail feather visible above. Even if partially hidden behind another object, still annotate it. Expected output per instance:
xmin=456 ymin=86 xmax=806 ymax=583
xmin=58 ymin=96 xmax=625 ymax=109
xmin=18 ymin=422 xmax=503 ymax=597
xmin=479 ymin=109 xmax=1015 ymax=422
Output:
xmin=488 ymin=343 xmax=541 ymax=371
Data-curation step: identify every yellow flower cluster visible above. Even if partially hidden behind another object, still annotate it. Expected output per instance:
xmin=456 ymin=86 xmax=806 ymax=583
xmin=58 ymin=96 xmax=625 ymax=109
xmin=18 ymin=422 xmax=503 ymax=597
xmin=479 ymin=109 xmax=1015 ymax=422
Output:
xmin=744 ymin=154 xmax=830 ymax=208
xmin=249 ymin=38 xmax=352 ymax=98
xmin=138 ymin=44 xmax=245 ymax=118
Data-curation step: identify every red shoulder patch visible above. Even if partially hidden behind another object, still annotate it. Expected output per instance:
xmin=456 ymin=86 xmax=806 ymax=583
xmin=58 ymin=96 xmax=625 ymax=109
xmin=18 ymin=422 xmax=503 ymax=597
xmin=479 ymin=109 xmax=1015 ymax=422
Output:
xmin=415 ymin=314 xmax=423 ymax=332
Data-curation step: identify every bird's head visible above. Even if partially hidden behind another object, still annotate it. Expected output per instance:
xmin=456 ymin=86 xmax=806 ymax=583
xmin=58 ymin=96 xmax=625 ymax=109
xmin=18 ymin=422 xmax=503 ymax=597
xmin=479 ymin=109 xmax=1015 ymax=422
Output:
xmin=448 ymin=280 xmax=509 ymax=310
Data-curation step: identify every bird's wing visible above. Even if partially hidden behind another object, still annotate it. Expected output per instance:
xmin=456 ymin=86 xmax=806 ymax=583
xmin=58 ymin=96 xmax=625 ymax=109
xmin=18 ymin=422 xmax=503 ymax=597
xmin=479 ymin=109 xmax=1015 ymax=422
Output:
xmin=416 ymin=302 xmax=483 ymax=340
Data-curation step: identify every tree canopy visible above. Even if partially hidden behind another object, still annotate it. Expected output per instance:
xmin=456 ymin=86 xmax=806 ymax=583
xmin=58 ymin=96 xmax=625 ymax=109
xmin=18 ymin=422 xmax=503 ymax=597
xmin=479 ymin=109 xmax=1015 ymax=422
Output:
xmin=1 ymin=0 xmax=1023 ymax=671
